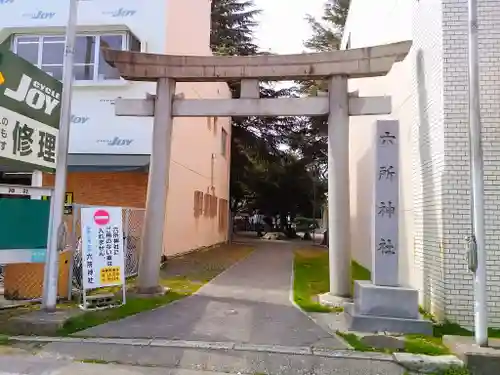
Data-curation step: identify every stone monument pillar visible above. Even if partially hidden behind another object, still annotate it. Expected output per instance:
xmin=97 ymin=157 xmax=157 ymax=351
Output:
xmin=344 ymin=120 xmax=432 ymax=334
xmin=373 ymin=119 xmax=399 ymax=287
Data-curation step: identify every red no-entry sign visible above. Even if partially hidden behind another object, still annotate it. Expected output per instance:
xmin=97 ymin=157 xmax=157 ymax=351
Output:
xmin=93 ymin=209 xmax=110 ymax=226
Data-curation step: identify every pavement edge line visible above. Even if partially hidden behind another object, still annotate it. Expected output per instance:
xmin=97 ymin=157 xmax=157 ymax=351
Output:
xmin=9 ymin=335 xmax=399 ymax=361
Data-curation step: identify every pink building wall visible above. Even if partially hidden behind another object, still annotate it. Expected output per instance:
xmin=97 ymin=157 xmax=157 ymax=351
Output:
xmin=163 ymin=0 xmax=232 ymax=256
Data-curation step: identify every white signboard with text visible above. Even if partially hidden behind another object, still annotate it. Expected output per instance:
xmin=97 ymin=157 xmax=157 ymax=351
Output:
xmin=0 ymin=108 xmax=59 ymax=169
xmin=81 ymin=206 xmax=125 ymax=290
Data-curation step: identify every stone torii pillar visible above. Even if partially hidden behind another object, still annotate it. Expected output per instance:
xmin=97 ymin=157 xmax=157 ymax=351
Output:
xmin=102 ymin=41 xmax=412 ymax=296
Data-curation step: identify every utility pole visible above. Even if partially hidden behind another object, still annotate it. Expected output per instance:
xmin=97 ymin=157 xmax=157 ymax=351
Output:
xmin=42 ymin=0 xmax=78 ymax=310
xmin=467 ymin=0 xmax=488 ymax=347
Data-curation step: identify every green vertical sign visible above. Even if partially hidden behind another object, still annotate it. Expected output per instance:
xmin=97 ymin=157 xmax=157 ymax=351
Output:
xmin=0 ymin=47 xmax=63 ymax=172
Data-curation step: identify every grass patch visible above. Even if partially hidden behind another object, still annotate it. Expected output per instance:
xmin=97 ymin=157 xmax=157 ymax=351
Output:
xmin=438 ymin=368 xmax=471 ymax=375
xmin=404 ymin=334 xmax=450 ymax=356
xmin=433 ymin=318 xmax=500 ymax=339
xmin=293 ymin=249 xmax=373 ymax=313
xmin=58 ymin=291 xmax=185 ymax=335
xmin=80 ymin=359 xmax=112 ymax=364
xmin=433 ymin=321 xmax=473 ymax=338
xmin=0 ymin=335 xmax=11 ymax=346
xmin=58 ymin=244 xmax=253 ymax=335
xmin=336 ymin=331 xmax=374 ymax=351
xmin=336 ymin=331 xmax=449 ymax=356
xmin=293 ymin=248 xmax=338 ymax=313
xmin=419 ymin=306 xmax=500 ymax=339
xmin=351 ymin=261 xmax=370 ymax=295
xmin=418 ymin=307 xmax=500 ymax=340
xmin=405 ymin=369 xmax=471 ymax=375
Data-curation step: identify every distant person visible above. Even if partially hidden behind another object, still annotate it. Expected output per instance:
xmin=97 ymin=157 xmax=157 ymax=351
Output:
xmin=253 ymin=211 xmax=264 ymax=237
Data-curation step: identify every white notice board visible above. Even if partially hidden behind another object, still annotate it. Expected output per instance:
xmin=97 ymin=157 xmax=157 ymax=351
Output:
xmin=81 ymin=206 xmax=125 ymax=290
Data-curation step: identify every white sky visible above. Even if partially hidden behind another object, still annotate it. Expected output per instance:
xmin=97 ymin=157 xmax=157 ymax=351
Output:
xmin=253 ymin=0 xmax=326 ymax=54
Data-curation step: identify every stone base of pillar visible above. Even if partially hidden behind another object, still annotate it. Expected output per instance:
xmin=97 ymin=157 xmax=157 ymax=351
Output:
xmin=344 ymin=280 xmax=432 ymax=335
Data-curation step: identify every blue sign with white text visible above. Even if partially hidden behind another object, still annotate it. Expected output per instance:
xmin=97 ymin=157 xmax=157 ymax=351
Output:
xmin=30 ymin=249 xmax=46 ymax=263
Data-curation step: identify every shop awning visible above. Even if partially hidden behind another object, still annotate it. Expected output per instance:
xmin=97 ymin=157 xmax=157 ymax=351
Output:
xmin=67 ymin=154 xmax=150 ymax=172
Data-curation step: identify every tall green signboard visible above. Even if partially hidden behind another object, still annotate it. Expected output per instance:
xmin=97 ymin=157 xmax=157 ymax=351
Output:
xmin=0 ymin=47 xmax=63 ymax=261
xmin=0 ymin=47 xmax=62 ymax=172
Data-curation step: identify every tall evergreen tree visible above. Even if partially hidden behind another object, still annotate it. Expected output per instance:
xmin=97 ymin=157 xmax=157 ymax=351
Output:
xmin=298 ymin=0 xmax=352 ymax=242
xmin=300 ymin=0 xmax=351 ymax=97
xmin=290 ymin=0 xmax=351 ymax=162
xmin=210 ymin=0 xmax=274 ymax=213
xmin=210 ymin=0 xmax=260 ymax=56
xmin=210 ymin=0 xmax=329 ymax=222
xmin=304 ymin=0 xmax=351 ymax=52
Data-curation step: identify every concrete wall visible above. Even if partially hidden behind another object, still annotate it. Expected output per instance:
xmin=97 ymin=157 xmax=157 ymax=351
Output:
xmin=346 ymin=0 xmax=500 ymax=327
xmin=343 ymin=0 xmax=447 ymax=319
xmin=165 ymin=83 xmax=231 ymax=256
xmin=441 ymin=0 xmax=500 ymax=327
xmin=164 ymin=0 xmax=231 ymax=255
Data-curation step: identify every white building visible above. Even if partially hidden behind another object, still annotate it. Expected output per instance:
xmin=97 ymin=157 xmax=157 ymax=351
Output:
xmin=0 ymin=0 xmax=232 ymax=256
xmin=344 ymin=0 xmax=500 ymax=327
xmin=0 ymin=0 xmax=166 ymax=161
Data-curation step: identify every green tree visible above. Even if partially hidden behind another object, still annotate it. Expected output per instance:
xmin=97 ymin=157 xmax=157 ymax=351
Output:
xmin=210 ymin=0 xmax=260 ymax=56
xmin=300 ymin=0 xmax=351 ymax=94
xmin=298 ymin=0 xmax=352 ymax=243
xmin=289 ymin=0 xmax=352 ymax=164
xmin=211 ymin=0 xmax=330 ymax=235
xmin=279 ymin=1 xmax=351 ymax=176
xmin=304 ymin=0 xmax=351 ymax=52
xmin=210 ymin=0 xmax=276 ymax=214
xmin=249 ymin=152 xmax=326 ymax=237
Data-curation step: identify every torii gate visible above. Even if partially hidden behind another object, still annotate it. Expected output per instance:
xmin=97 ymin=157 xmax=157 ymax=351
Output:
xmin=102 ymin=40 xmax=412 ymax=297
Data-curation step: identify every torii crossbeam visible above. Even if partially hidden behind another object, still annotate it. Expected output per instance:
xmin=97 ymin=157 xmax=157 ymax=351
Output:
xmin=102 ymin=40 xmax=412 ymax=297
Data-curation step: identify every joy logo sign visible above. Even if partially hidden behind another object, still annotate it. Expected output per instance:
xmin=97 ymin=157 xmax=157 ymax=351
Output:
xmin=4 ymin=74 xmax=61 ymax=116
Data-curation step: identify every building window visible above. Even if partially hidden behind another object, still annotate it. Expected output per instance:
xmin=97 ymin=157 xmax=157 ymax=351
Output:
xmin=213 ymin=116 xmax=218 ymax=134
xmin=221 ymin=128 xmax=228 ymax=157
xmin=12 ymin=32 xmax=141 ymax=82
xmin=218 ymin=198 xmax=229 ymax=233
xmin=193 ymin=190 xmax=204 ymax=218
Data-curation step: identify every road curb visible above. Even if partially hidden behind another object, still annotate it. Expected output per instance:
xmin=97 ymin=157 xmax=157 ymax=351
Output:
xmin=10 ymin=335 xmax=393 ymax=361
xmin=10 ymin=335 xmax=467 ymax=370
xmin=392 ymin=352 xmax=465 ymax=373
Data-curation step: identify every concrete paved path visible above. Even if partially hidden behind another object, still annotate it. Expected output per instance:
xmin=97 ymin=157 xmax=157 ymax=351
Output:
xmin=79 ymin=241 xmax=344 ymax=348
